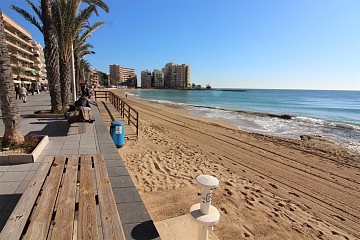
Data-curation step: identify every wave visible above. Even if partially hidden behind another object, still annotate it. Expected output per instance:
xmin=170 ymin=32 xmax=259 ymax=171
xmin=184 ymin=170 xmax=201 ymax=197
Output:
xmin=294 ymin=116 xmax=360 ymax=131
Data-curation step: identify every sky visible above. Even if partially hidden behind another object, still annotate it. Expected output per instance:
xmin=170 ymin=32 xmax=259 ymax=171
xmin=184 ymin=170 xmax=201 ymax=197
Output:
xmin=1 ymin=0 xmax=359 ymax=90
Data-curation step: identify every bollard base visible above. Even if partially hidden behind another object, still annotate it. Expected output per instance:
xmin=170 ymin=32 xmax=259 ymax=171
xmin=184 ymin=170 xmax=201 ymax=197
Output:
xmin=155 ymin=214 xmax=219 ymax=240
xmin=190 ymin=203 xmax=220 ymax=226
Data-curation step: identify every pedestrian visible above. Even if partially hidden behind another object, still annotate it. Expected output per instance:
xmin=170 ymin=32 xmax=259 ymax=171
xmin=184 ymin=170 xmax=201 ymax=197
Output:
xmin=19 ymin=86 xmax=27 ymax=103
xmin=14 ymin=84 xmax=20 ymax=100
xmin=36 ymin=81 xmax=41 ymax=94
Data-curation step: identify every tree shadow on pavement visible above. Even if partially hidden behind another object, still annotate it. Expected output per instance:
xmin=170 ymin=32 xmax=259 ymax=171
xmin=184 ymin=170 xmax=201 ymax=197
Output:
xmin=28 ymin=120 xmax=70 ymax=137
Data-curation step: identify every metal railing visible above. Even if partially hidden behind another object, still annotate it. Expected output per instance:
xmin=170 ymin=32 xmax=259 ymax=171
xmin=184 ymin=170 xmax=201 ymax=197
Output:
xmin=109 ymin=92 xmax=139 ymax=138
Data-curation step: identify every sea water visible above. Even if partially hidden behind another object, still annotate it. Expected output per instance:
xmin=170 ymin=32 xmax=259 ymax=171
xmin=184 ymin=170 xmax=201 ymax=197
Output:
xmin=132 ymin=89 xmax=360 ymax=153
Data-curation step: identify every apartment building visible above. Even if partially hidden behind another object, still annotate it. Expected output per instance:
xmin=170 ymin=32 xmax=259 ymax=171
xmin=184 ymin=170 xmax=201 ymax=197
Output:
xmin=90 ymin=69 xmax=99 ymax=87
xmin=141 ymin=70 xmax=152 ymax=88
xmin=153 ymin=69 xmax=164 ymax=88
xmin=1 ymin=12 xmax=46 ymax=87
xmin=109 ymin=64 xmax=135 ymax=86
xmin=163 ymin=62 xmax=190 ymax=89
xmin=30 ymin=41 xmax=47 ymax=85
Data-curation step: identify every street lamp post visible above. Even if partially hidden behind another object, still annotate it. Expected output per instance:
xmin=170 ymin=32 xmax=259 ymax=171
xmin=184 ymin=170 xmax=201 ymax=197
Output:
xmin=71 ymin=43 xmax=76 ymax=103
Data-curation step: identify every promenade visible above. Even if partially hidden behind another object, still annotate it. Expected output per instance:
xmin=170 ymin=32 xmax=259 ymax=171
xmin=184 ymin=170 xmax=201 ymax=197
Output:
xmin=0 ymin=92 xmax=159 ymax=239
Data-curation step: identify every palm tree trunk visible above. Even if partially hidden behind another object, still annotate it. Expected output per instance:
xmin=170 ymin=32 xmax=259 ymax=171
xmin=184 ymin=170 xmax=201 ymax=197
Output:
xmin=41 ymin=0 xmax=62 ymax=113
xmin=59 ymin=56 xmax=72 ymax=109
xmin=0 ymin=11 xmax=24 ymax=146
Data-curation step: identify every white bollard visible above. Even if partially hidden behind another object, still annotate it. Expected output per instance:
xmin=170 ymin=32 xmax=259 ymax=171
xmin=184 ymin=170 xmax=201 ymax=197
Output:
xmin=190 ymin=175 xmax=220 ymax=240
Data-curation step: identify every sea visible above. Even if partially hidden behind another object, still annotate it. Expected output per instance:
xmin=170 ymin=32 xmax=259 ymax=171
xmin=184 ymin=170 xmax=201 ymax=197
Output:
xmin=130 ymin=89 xmax=360 ymax=153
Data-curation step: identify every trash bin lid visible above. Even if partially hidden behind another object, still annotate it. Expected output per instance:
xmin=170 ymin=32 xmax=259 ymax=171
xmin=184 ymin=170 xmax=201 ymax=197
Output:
xmin=111 ymin=121 xmax=124 ymax=126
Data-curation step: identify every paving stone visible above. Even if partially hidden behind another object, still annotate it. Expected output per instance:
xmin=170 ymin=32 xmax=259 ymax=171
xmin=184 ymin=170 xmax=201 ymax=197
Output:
xmin=102 ymin=152 xmax=122 ymax=160
xmin=15 ymin=180 xmax=30 ymax=194
xmin=61 ymin=144 xmax=79 ymax=150
xmin=24 ymin=170 xmax=37 ymax=181
xmin=105 ymin=160 xmax=125 ymax=168
xmin=106 ymin=166 xmax=129 ymax=177
xmin=0 ymin=171 xmax=27 ymax=182
xmin=78 ymin=148 xmax=98 ymax=154
xmin=4 ymin=194 xmax=22 ymax=210
xmin=31 ymin=162 xmax=42 ymax=170
xmin=41 ymin=150 xmax=61 ymax=156
xmin=123 ymin=222 xmax=160 ymax=240
xmin=109 ymin=176 xmax=134 ymax=188
xmin=0 ymin=195 xmax=11 ymax=211
xmin=0 ymin=182 xmax=21 ymax=194
xmin=0 ymin=210 xmax=12 ymax=231
xmin=7 ymin=163 xmax=33 ymax=172
xmin=60 ymin=149 xmax=79 ymax=155
xmin=117 ymin=202 xmax=152 ymax=224
xmin=0 ymin=165 xmax=10 ymax=172
xmin=112 ymin=187 xmax=141 ymax=204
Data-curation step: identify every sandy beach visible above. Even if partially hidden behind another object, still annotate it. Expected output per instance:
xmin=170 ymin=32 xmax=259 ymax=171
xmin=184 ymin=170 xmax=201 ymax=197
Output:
xmin=100 ymin=90 xmax=360 ymax=240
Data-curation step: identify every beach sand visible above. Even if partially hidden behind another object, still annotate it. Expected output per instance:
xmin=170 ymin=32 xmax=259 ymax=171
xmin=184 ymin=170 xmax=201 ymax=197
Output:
xmin=99 ymin=90 xmax=360 ymax=240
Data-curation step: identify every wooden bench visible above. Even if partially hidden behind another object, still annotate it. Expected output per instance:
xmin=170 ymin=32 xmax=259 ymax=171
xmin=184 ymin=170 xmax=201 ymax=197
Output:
xmin=0 ymin=154 xmax=125 ymax=240
xmin=66 ymin=109 xmax=95 ymax=124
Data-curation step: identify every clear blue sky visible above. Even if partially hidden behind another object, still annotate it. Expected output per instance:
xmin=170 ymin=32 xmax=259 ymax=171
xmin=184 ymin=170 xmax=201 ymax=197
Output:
xmin=1 ymin=0 xmax=359 ymax=90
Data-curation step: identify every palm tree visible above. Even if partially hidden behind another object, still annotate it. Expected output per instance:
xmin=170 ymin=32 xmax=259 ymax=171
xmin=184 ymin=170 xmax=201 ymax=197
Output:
xmin=78 ymin=58 xmax=92 ymax=86
xmin=12 ymin=65 xmax=25 ymax=83
xmin=73 ymin=21 xmax=104 ymax=89
xmin=12 ymin=0 xmax=62 ymax=113
xmin=0 ymin=11 xmax=24 ymax=146
xmin=74 ymin=43 xmax=94 ymax=88
xmin=52 ymin=0 xmax=109 ymax=108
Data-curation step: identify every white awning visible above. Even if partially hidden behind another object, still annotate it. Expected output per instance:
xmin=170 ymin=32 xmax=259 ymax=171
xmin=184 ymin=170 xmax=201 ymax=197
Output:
xmin=13 ymin=80 xmax=21 ymax=83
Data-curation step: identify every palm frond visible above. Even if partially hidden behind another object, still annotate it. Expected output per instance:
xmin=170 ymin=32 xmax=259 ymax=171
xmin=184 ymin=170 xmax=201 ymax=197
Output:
xmin=11 ymin=5 xmax=43 ymax=32
xmin=83 ymin=0 xmax=110 ymax=14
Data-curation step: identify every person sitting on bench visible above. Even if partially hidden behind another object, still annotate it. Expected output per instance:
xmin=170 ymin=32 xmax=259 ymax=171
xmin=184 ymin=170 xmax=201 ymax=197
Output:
xmin=75 ymin=94 xmax=91 ymax=109
xmin=75 ymin=94 xmax=92 ymax=121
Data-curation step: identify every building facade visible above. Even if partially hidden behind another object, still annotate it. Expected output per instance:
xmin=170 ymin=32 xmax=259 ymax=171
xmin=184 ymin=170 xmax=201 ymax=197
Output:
xmin=1 ymin=12 xmax=46 ymax=87
xmin=109 ymin=64 xmax=136 ymax=86
xmin=153 ymin=69 xmax=164 ymax=88
xmin=141 ymin=70 xmax=152 ymax=88
xmin=90 ymin=69 xmax=99 ymax=87
xmin=163 ymin=62 xmax=190 ymax=89
xmin=30 ymin=41 xmax=47 ymax=86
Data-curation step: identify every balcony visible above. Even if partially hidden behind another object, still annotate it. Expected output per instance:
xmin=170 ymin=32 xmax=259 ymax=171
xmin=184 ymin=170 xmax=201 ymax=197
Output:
xmin=13 ymin=54 xmax=34 ymax=64
xmin=4 ymin=29 xmax=32 ymax=47
xmin=6 ymin=41 xmax=34 ymax=56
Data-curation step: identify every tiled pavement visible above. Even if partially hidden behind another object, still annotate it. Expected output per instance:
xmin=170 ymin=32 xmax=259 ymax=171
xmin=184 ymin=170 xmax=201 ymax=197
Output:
xmin=0 ymin=92 xmax=160 ymax=239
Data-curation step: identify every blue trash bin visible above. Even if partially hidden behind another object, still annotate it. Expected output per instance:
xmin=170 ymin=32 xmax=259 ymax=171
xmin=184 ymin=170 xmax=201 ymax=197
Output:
xmin=110 ymin=121 xmax=124 ymax=148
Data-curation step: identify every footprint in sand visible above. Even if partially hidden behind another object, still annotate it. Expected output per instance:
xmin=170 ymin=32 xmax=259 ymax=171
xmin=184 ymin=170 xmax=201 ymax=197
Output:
xmin=289 ymin=191 xmax=300 ymax=197
xmin=224 ymin=188 xmax=233 ymax=197
xmin=220 ymin=207 xmax=228 ymax=214
xmin=332 ymin=214 xmax=346 ymax=221
xmin=269 ymin=183 xmax=278 ymax=189
xmin=225 ymin=181 xmax=235 ymax=187
xmin=240 ymin=191 xmax=247 ymax=197
xmin=241 ymin=225 xmax=254 ymax=239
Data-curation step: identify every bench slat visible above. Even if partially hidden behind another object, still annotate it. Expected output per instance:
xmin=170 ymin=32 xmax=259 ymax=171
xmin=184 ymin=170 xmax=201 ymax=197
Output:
xmin=23 ymin=156 xmax=66 ymax=240
xmin=78 ymin=154 xmax=98 ymax=240
xmin=0 ymin=157 xmax=54 ymax=240
xmin=50 ymin=155 xmax=79 ymax=239
xmin=94 ymin=154 xmax=126 ymax=239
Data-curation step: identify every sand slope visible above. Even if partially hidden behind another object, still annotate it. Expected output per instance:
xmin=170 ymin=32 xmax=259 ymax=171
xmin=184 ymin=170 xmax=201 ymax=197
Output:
xmin=100 ymin=91 xmax=360 ymax=240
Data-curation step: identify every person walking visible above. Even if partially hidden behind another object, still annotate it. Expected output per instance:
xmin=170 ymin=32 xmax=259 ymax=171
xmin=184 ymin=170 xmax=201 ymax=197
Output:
xmin=19 ymin=85 xmax=27 ymax=103
xmin=14 ymin=84 xmax=20 ymax=100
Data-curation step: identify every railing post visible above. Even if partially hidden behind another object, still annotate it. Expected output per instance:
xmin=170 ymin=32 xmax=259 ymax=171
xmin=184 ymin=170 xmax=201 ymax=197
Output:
xmin=128 ymin=106 xmax=131 ymax=124
xmin=136 ymin=112 xmax=139 ymax=138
